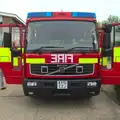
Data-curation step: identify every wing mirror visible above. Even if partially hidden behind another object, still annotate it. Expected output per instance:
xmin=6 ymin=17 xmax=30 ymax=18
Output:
xmin=102 ymin=24 xmax=112 ymax=49
xmin=3 ymin=32 xmax=12 ymax=48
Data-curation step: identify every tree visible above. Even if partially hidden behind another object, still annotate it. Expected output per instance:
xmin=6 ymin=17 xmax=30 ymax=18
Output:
xmin=97 ymin=21 xmax=102 ymax=27
xmin=102 ymin=15 xmax=120 ymax=24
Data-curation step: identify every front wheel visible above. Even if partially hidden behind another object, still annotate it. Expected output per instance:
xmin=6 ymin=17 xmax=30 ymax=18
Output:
xmin=23 ymin=86 xmax=29 ymax=96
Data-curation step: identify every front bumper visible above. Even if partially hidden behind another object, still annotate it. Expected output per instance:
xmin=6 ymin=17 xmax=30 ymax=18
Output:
xmin=23 ymin=78 xmax=101 ymax=97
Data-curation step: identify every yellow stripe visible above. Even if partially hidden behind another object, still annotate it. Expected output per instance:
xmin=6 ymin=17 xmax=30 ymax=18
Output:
xmin=22 ymin=48 xmax=24 ymax=54
xmin=17 ymin=48 xmax=24 ymax=54
xmin=26 ymin=58 xmax=45 ymax=64
xmin=100 ymin=48 xmax=102 ymax=53
xmin=0 ymin=56 xmax=10 ymax=62
xmin=22 ymin=59 xmax=24 ymax=64
xmin=17 ymin=48 xmax=20 ymax=50
xmin=0 ymin=48 xmax=11 ymax=56
xmin=115 ymin=56 xmax=120 ymax=62
xmin=0 ymin=48 xmax=11 ymax=62
xmin=13 ymin=57 xmax=18 ymax=66
xmin=102 ymin=57 xmax=107 ymax=66
xmin=114 ymin=47 xmax=120 ymax=62
xmin=78 ymin=58 xmax=98 ymax=64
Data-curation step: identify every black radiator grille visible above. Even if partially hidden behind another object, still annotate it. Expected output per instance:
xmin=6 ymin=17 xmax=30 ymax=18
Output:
xmin=30 ymin=64 xmax=94 ymax=75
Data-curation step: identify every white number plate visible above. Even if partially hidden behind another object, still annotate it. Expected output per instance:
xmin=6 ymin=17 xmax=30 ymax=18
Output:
xmin=57 ymin=81 xmax=68 ymax=89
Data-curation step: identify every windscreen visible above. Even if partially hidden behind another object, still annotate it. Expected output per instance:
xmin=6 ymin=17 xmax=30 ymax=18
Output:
xmin=26 ymin=21 xmax=98 ymax=50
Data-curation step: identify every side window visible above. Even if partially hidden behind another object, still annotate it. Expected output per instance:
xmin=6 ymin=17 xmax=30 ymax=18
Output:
xmin=110 ymin=26 xmax=114 ymax=47
xmin=115 ymin=25 xmax=120 ymax=46
xmin=0 ymin=27 xmax=3 ymax=46
xmin=0 ymin=27 xmax=9 ymax=46
xmin=12 ymin=27 xmax=20 ymax=48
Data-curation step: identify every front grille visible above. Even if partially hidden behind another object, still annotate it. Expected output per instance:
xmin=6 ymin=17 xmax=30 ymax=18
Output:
xmin=30 ymin=64 xmax=94 ymax=76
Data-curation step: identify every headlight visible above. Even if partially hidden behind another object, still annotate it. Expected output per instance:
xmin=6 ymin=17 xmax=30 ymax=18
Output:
xmin=87 ymin=82 xmax=97 ymax=87
xmin=27 ymin=82 xmax=37 ymax=86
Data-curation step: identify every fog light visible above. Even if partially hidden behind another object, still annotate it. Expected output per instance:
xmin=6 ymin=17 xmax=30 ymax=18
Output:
xmin=27 ymin=82 xmax=37 ymax=86
xmin=76 ymin=66 xmax=83 ymax=73
xmin=41 ymin=66 xmax=48 ymax=73
xmin=87 ymin=82 xmax=97 ymax=87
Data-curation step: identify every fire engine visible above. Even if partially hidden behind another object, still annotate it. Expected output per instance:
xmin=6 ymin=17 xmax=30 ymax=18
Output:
xmin=1 ymin=12 xmax=101 ymax=98
xmin=2 ymin=12 xmax=120 ymax=98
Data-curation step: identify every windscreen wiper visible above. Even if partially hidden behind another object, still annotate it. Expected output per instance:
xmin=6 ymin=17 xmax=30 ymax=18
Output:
xmin=27 ymin=46 xmax=64 ymax=54
xmin=65 ymin=47 xmax=92 ymax=53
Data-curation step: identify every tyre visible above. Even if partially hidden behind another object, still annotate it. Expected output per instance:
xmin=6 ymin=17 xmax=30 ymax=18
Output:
xmin=23 ymin=87 xmax=29 ymax=96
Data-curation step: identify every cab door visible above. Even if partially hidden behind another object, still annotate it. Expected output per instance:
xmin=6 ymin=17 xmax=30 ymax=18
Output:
xmin=0 ymin=24 xmax=24 ymax=84
xmin=101 ymin=23 xmax=120 ymax=85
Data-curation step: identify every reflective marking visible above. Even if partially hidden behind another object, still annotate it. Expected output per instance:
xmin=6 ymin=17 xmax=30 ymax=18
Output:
xmin=0 ymin=56 xmax=10 ymax=62
xmin=78 ymin=58 xmax=98 ymax=64
xmin=100 ymin=48 xmax=102 ymax=53
xmin=114 ymin=47 xmax=120 ymax=62
xmin=13 ymin=57 xmax=18 ymax=66
xmin=17 ymin=48 xmax=24 ymax=54
xmin=115 ymin=56 xmax=120 ymax=62
xmin=0 ymin=48 xmax=11 ymax=62
xmin=102 ymin=57 xmax=107 ymax=66
xmin=22 ymin=59 xmax=24 ymax=65
xmin=26 ymin=58 xmax=45 ymax=64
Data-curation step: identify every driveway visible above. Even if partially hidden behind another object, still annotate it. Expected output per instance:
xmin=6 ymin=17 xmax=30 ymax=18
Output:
xmin=0 ymin=85 xmax=120 ymax=120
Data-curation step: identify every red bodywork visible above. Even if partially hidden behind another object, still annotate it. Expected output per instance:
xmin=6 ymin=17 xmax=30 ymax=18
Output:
xmin=0 ymin=13 xmax=101 ymax=85
xmin=0 ymin=24 xmax=25 ymax=84
xmin=100 ymin=23 xmax=120 ymax=84
xmin=24 ymin=14 xmax=100 ymax=81
xmin=25 ymin=53 xmax=99 ymax=79
xmin=3 ymin=13 xmax=120 ymax=85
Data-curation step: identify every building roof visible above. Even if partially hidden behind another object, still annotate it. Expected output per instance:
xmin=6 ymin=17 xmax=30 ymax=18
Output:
xmin=0 ymin=11 xmax=26 ymax=25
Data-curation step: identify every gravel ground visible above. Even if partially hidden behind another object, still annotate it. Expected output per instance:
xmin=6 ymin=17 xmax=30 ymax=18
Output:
xmin=0 ymin=85 xmax=120 ymax=120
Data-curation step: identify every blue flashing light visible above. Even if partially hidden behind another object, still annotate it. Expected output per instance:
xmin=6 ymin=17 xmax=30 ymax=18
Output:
xmin=72 ymin=12 xmax=96 ymax=18
xmin=27 ymin=12 xmax=52 ymax=18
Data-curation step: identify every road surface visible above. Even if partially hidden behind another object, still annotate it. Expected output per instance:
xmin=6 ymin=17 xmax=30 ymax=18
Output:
xmin=0 ymin=85 xmax=120 ymax=120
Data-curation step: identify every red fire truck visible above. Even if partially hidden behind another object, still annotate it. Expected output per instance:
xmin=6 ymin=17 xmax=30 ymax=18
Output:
xmin=2 ymin=12 xmax=101 ymax=97
xmin=0 ymin=24 xmax=25 ymax=86
xmin=2 ymin=12 xmax=119 ymax=98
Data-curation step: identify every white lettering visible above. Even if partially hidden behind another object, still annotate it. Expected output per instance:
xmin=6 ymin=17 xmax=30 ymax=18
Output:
xmin=51 ymin=54 xmax=73 ymax=63
xmin=67 ymin=54 xmax=73 ymax=63
xmin=58 ymin=54 xmax=64 ymax=63
xmin=51 ymin=54 xmax=57 ymax=63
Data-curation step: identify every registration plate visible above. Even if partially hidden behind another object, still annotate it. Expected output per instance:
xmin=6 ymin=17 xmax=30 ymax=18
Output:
xmin=57 ymin=81 xmax=68 ymax=89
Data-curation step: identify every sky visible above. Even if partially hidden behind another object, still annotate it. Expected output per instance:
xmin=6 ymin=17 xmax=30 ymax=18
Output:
xmin=0 ymin=0 xmax=120 ymax=22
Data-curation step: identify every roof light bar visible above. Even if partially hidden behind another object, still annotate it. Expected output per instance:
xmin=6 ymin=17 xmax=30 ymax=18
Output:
xmin=27 ymin=12 xmax=52 ymax=18
xmin=72 ymin=12 xmax=96 ymax=18
xmin=27 ymin=12 xmax=96 ymax=19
